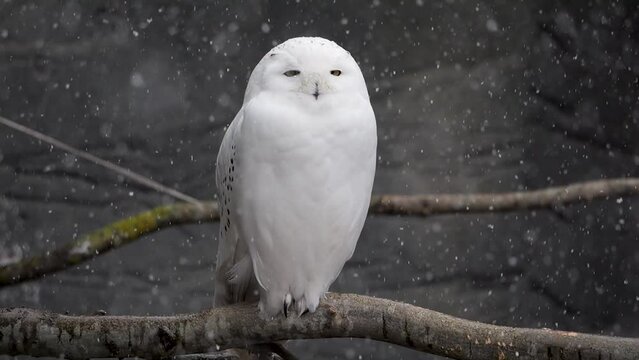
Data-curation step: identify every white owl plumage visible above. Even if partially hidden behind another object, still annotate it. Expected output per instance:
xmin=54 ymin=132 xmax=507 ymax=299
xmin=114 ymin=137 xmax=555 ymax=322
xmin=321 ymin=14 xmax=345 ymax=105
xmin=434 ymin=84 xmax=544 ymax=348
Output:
xmin=214 ymin=37 xmax=377 ymax=317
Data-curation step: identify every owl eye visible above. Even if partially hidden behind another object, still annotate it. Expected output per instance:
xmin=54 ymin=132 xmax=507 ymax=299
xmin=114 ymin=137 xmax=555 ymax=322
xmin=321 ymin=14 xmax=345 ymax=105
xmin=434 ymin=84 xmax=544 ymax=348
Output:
xmin=330 ymin=70 xmax=342 ymax=76
xmin=283 ymin=70 xmax=300 ymax=77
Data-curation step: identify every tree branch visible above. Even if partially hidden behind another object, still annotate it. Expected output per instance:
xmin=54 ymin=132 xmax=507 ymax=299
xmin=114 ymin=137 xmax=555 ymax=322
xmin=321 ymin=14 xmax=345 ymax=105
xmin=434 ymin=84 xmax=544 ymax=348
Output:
xmin=0 ymin=202 xmax=218 ymax=287
xmin=2 ymin=178 xmax=639 ymax=288
xmin=1 ymin=293 xmax=637 ymax=360
xmin=368 ymin=177 xmax=639 ymax=216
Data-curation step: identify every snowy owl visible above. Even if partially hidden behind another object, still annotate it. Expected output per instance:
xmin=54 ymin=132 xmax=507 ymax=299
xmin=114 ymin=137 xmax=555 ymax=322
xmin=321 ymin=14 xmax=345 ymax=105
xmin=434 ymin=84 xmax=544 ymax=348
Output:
xmin=214 ymin=37 xmax=377 ymax=317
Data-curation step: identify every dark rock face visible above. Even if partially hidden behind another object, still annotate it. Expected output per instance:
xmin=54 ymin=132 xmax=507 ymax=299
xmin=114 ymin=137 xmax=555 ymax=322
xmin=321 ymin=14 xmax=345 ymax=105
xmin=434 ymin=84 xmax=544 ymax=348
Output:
xmin=523 ymin=1 xmax=639 ymax=335
xmin=0 ymin=1 xmax=638 ymax=359
xmin=528 ymin=1 xmax=639 ymax=154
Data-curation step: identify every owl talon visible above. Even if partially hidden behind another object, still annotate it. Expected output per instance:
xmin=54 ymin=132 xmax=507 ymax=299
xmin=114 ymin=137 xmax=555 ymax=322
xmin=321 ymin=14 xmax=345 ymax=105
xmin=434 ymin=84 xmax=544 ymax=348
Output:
xmin=283 ymin=293 xmax=292 ymax=318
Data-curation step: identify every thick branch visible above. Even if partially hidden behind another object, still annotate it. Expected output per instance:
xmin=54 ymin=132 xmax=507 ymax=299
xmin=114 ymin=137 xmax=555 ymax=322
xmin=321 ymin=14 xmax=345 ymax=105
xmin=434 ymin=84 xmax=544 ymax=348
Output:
xmin=1 ymin=293 xmax=637 ymax=360
xmin=1 ymin=177 xmax=638 ymax=288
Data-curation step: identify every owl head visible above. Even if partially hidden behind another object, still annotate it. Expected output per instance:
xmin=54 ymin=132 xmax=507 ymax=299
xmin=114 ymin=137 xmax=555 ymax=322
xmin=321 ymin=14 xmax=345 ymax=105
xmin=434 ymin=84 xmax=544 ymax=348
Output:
xmin=244 ymin=37 xmax=369 ymax=103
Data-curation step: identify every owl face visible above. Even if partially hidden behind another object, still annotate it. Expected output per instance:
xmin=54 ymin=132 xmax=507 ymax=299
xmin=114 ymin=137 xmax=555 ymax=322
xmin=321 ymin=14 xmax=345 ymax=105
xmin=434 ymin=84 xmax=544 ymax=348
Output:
xmin=245 ymin=37 xmax=369 ymax=103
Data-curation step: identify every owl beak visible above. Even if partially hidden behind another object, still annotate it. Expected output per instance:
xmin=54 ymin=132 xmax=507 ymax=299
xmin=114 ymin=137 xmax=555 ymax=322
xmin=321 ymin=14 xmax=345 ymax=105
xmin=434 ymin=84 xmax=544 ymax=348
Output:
xmin=303 ymin=73 xmax=325 ymax=100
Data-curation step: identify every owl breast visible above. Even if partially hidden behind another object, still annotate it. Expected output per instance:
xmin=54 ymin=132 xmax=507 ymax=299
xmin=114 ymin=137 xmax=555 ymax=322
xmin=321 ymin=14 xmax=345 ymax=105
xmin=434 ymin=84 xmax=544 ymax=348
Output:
xmin=235 ymin=91 xmax=377 ymax=315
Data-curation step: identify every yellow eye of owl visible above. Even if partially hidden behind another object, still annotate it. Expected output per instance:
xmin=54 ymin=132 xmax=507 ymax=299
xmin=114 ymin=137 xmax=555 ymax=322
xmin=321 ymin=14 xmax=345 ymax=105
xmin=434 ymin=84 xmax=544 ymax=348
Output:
xmin=284 ymin=70 xmax=300 ymax=77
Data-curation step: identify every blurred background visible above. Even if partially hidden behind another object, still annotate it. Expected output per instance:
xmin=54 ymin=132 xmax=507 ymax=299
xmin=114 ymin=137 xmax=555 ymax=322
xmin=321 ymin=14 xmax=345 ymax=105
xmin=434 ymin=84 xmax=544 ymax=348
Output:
xmin=0 ymin=1 xmax=638 ymax=359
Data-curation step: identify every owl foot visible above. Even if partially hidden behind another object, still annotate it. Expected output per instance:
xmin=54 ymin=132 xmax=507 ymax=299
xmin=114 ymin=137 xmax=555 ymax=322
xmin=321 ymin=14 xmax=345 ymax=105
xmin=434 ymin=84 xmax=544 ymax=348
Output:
xmin=283 ymin=293 xmax=292 ymax=318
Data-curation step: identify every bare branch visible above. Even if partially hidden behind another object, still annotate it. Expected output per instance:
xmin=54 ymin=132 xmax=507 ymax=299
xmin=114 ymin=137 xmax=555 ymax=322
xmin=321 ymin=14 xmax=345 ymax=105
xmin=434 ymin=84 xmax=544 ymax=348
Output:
xmin=0 ymin=116 xmax=202 ymax=205
xmin=368 ymin=178 xmax=639 ymax=216
xmin=2 ymin=177 xmax=639 ymax=288
xmin=1 ymin=293 xmax=637 ymax=360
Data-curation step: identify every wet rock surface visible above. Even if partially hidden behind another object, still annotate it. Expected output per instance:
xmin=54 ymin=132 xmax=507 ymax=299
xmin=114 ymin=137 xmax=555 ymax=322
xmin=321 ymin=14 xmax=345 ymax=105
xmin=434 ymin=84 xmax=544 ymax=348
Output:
xmin=0 ymin=1 xmax=638 ymax=359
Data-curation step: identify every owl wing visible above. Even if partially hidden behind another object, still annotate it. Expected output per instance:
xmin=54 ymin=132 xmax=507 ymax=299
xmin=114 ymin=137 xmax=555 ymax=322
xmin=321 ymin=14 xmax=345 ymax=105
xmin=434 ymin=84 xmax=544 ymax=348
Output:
xmin=213 ymin=109 xmax=258 ymax=306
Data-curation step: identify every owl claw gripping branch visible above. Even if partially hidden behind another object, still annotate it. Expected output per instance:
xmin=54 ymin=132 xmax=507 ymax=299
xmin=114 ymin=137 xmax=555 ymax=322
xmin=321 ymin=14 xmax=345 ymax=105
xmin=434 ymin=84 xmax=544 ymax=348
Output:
xmin=214 ymin=37 xmax=377 ymax=317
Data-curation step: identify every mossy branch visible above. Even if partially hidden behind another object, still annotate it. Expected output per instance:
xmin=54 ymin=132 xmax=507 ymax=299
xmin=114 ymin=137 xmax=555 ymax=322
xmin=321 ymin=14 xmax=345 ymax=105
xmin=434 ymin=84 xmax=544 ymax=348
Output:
xmin=1 ymin=177 xmax=638 ymax=288
xmin=1 ymin=293 xmax=638 ymax=360
xmin=0 ymin=202 xmax=218 ymax=287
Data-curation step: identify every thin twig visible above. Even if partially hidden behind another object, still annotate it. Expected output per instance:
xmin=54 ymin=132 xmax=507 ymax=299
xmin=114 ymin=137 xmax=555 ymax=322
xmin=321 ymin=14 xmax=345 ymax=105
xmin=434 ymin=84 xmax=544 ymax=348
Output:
xmin=1 ymin=293 xmax=637 ymax=360
xmin=0 ymin=41 xmax=101 ymax=57
xmin=0 ymin=115 xmax=201 ymax=205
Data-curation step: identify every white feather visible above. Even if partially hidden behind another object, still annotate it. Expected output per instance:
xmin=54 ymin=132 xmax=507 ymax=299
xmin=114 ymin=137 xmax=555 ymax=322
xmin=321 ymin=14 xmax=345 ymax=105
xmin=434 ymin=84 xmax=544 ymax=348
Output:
xmin=214 ymin=37 xmax=377 ymax=316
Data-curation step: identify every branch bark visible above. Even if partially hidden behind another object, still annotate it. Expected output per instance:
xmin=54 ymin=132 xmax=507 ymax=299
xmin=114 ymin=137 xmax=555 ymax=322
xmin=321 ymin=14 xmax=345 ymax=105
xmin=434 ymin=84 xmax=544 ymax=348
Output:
xmin=1 ymin=293 xmax=637 ymax=360
xmin=1 ymin=177 xmax=638 ymax=288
